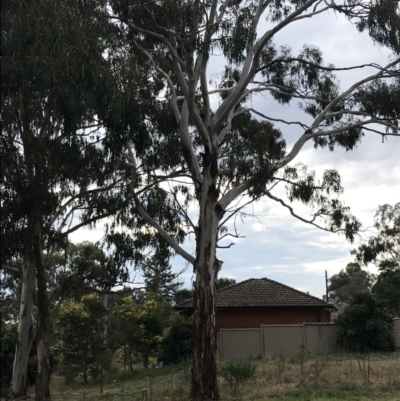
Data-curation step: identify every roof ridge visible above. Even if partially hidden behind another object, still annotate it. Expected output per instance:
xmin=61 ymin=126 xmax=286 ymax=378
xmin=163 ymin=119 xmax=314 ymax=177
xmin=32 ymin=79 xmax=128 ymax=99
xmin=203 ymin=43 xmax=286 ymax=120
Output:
xmin=216 ymin=278 xmax=254 ymax=293
xmin=261 ymin=276 xmax=329 ymax=305
xmin=175 ymin=277 xmax=332 ymax=308
xmin=174 ymin=278 xmax=254 ymax=307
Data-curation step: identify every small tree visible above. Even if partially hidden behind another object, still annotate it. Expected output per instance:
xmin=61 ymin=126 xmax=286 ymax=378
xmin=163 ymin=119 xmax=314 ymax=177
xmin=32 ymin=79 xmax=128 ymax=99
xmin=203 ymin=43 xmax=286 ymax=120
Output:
xmin=336 ymin=291 xmax=395 ymax=352
xmin=110 ymin=297 xmax=140 ymax=375
xmin=141 ymin=254 xmax=181 ymax=303
xmin=113 ymin=297 xmax=163 ymax=369
xmin=55 ymin=294 xmax=107 ymax=383
xmin=218 ymin=361 xmax=256 ymax=392
xmin=161 ymin=314 xmax=193 ymax=364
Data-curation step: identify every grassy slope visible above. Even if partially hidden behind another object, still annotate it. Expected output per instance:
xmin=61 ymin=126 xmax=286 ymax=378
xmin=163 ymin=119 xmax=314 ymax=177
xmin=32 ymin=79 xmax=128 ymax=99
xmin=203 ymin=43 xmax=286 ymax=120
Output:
xmin=30 ymin=353 xmax=400 ymax=400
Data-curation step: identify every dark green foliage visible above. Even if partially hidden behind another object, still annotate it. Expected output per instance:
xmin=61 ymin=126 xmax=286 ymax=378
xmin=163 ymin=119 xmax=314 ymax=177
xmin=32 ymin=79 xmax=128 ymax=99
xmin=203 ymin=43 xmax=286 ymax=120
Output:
xmin=283 ymin=165 xmax=361 ymax=241
xmin=353 ymin=203 xmax=400 ymax=267
xmin=0 ymin=261 xmax=22 ymax=324
xmin=355 ymin=80 xmax=400 ymax=122
xmin=372 ymin=260 xmax=400 ymax=317
xmin=259 ymin=44 xmax=341 ymax=110
xmin=353 ymin=0 xmax=400 ymax=55
xmin=0 ymin=325 xmax=17 ymax=397
xmin=220 ymin=111 xmax=286 ymax=191
xmin=218 ymin=361 xmax=256 ymax=392
xmin=0 ymin=325 xmax=36 ymax=397
xmin=328 ymin=263 xmax=374 ymax=303
xmin=352 ymin=203 xmax=400 ymax=315
xmin=141 ymin=254 xmax=181 ymax=303
xmin=48 ymin=242 xmax=131 ymax=306
xmin=336 ymin=291 xmax=395 ymax=352
xmin=161 ymin=315 xmax=193 ymax=364
xmin=174 ymin=289 xmax=194 ymax=305
xmin=0 ymin=0 xmax=158 ymax=264
xmin=216 ymin=277 xmax=237 ymax=290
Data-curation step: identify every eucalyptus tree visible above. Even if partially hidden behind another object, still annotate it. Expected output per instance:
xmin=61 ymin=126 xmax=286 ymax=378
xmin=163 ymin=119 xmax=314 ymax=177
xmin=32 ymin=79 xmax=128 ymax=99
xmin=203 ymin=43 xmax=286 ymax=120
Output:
xmin=353 ymin=203 xmax=400 ymax=268
xmin=353 ymin=203 xmax=400 ymax=315
xmin=328 ymin=262 xmax=374 ymax=303
xmin=1 ymin=0 xmax=154 ymax=399
xmin=104 ymin=0 xmax=399 ymax=399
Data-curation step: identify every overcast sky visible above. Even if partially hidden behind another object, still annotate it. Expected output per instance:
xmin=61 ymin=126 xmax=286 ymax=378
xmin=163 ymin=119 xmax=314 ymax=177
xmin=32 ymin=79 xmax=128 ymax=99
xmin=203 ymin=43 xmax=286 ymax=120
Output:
xmin=71 ymin=8 xmax=399 ymax=299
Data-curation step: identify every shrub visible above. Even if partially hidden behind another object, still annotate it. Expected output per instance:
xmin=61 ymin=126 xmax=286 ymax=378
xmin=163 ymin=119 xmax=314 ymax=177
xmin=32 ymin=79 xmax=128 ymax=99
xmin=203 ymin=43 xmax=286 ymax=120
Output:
xmin=160 ymin=314 xmax=193 ymax=364
xmin=218 ymin=360 xmax=256 ymax=392
xmin=336 ymin=291 xmax=395 ymax=352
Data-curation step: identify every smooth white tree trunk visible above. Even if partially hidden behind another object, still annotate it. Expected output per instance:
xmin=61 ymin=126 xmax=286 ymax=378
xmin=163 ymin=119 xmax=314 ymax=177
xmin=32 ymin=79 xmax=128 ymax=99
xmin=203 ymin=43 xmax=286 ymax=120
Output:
xmin=11 ymin=254 xmax=36 ymax=399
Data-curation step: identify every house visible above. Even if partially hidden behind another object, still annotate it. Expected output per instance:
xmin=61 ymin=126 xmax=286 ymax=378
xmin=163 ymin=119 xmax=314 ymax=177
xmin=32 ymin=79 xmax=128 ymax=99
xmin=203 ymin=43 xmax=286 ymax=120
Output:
xmin=174 ymin=278 xmax=334 ymax=332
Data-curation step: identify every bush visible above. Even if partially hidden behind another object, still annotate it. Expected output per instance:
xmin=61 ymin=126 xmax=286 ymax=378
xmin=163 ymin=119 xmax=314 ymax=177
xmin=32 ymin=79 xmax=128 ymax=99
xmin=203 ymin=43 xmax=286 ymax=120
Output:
xmin=336 ymin=291 xmax=395 ymax=352
xmin=160 ymin=314 xmax=193 ymax=364
xmin=218 ymin=360 xmax=256 ymax=392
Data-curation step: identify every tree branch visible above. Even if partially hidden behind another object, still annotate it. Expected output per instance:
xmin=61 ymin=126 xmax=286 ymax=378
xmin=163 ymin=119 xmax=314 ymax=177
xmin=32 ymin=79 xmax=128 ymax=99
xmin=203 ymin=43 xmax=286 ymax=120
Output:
xmin=263 ymin=189 xmax=347 ymax=234
xmin=126 ymin=143 xmax=195 ymax=265
xmin=212 ymin=0 xmax=318 ymax=134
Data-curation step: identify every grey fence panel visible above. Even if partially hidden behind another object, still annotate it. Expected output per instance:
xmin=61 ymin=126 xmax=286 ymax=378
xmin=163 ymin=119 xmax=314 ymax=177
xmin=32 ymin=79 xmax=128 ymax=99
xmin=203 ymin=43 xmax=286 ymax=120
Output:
xmin=303 ymin=323 xmax=341 ymax=354
xmin=394 ymin=318 xmax=400 ymax=347
xmin=218 ymin=319 xmax=399 ymax=361
xmin=217 ymin=333 xmax=222 ymax=357
xmin=262 ymin=325 xmax=304 ymax=358
xmin=219 ymin=329 xmax=262 ymax=361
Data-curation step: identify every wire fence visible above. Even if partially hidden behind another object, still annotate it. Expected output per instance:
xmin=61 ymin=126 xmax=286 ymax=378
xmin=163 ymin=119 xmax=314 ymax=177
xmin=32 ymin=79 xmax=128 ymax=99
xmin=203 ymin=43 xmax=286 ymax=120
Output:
xmin=50 ymin=360 xmax=192 ymax=401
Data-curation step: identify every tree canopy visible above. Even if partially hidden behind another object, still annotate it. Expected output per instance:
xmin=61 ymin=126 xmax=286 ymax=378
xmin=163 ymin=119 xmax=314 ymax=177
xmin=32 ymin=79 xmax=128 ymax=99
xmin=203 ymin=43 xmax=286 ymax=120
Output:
xmin=353 ymin=203 xmax=400 ymax=268
xmin=1 ymin=0 xmax=399 ymax=399
xmin=352 ymin=203 xmax=400 ymax=316
xmin=328 ymin=262 xmax=374 ymax=303
xmin=100 ymin=1 xmax=399 ymax=398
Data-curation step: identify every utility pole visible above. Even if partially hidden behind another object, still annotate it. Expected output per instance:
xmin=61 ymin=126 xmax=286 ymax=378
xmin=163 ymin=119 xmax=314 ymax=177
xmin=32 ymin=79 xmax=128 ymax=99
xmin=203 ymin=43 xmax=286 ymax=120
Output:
xmin=325 ymin=270 xmax=329 ymax=302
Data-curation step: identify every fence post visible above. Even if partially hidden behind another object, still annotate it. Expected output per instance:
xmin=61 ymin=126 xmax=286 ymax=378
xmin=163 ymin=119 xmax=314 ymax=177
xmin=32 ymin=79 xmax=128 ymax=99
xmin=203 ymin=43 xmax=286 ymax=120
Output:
xmin=121 ymin=382 xmax=124 ymax=401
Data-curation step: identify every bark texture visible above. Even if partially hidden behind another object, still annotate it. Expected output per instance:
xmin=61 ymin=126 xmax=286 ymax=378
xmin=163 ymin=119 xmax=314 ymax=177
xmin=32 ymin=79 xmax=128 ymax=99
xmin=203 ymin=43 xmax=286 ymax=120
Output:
xmin=11 ymin=254 xmax=36 ymax=399
xmin=191 ymin=148 xmax=221 ymax=400
xmin=34 ymin=218 xmax=51 ymax=401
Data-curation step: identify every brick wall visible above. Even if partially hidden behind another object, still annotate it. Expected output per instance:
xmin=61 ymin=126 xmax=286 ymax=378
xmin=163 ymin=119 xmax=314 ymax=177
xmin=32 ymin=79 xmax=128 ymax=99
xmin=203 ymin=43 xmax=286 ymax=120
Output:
xmin=215 ymin=306 xmax=330 ymax=332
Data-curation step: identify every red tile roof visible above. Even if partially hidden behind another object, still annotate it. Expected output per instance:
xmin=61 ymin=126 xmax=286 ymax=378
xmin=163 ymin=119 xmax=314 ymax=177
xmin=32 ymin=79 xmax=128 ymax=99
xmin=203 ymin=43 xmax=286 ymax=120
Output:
xmin=175 ymin=278 xmax=332 ymax=308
